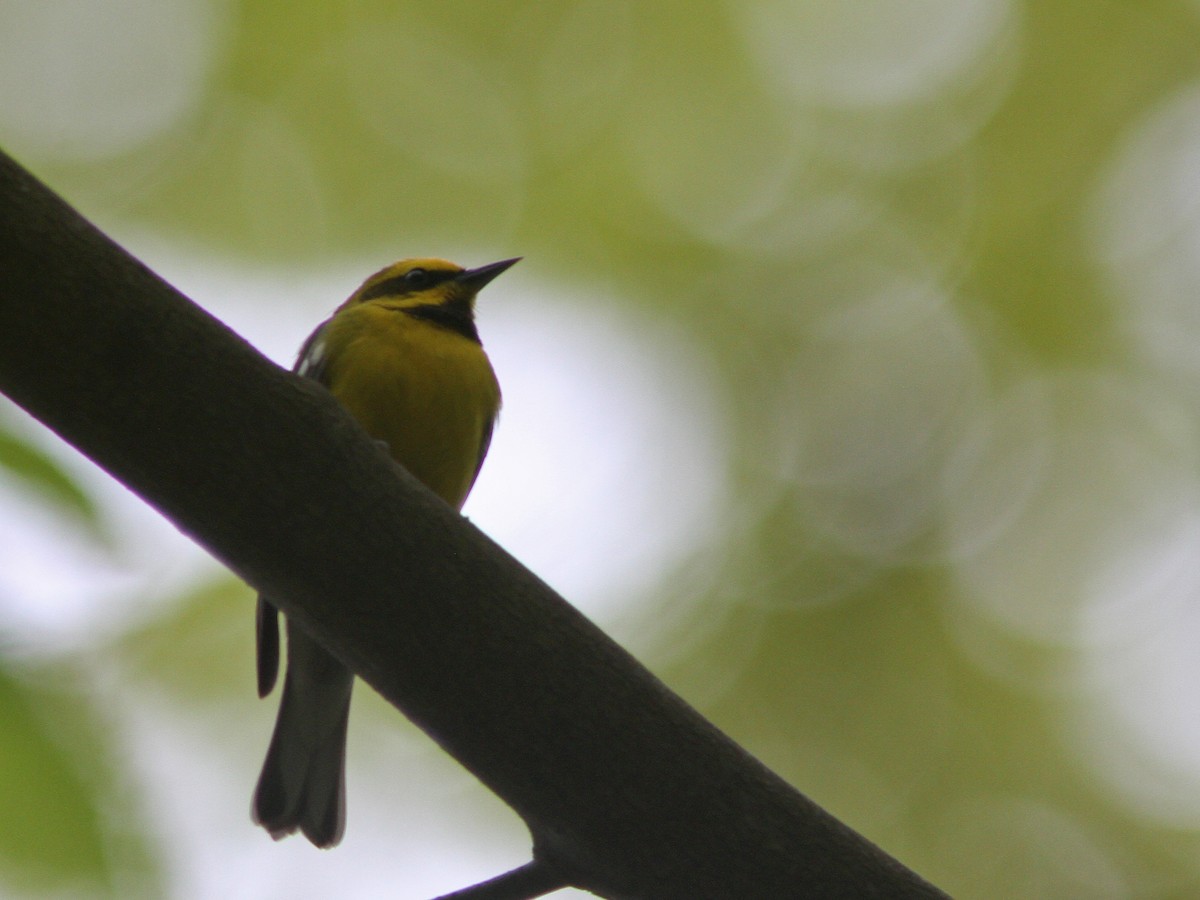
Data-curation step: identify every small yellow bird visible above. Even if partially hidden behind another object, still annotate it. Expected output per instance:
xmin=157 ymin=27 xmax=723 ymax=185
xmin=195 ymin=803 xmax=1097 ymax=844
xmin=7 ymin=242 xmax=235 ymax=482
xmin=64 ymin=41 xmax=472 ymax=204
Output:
xmin=252 ymin=256 xmax=516 ymax=847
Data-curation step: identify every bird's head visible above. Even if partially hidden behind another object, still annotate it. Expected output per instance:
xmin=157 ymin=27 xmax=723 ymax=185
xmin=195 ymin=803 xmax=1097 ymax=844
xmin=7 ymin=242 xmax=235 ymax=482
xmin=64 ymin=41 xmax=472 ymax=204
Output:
xmin=346 ymin=257 xmax=520 ymax=312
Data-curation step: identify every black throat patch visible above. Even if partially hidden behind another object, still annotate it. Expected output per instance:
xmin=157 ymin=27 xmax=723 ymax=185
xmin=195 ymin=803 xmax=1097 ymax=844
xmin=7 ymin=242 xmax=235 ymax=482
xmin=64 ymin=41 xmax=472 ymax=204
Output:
xmin=402 ymin=299 xmax=480 ymax=343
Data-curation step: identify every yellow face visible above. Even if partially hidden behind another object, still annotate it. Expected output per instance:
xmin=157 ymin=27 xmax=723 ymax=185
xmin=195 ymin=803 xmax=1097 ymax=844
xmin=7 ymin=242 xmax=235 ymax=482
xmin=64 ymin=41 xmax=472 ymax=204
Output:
xmin=344 ymin=258 xmax=472 ymax=312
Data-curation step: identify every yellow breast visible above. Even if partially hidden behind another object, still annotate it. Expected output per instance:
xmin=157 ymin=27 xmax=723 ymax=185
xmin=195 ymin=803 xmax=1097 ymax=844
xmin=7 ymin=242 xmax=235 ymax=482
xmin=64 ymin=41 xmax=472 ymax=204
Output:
xmin=319 ymin=303 xmax=501 ymax=509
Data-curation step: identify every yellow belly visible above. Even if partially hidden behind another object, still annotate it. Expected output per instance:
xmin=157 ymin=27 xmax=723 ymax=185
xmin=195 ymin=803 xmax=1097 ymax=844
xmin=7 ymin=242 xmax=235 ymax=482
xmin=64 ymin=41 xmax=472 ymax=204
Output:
xmin=321 ymin=304 xmax=500 ymax=509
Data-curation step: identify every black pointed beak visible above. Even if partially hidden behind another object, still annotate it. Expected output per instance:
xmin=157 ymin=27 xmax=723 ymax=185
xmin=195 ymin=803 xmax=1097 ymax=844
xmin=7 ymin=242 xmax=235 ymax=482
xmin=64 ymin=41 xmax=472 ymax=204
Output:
xmin=455 ymin=257 xmax=521 ymax=292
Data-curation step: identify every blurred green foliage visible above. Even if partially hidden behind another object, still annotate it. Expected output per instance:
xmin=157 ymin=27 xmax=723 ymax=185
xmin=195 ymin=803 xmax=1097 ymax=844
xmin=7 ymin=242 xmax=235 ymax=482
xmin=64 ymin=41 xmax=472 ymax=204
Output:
xmin=0 ymin=667 xmax=106 ymax=890
xmin=5 ymin=0 xmax=1200 ymax=897
xmin=118 ymin=578 xmax=257 ymax=706
xmin=0 ymin=663 xmax=156 ymax=897
xmin=0 ymin=428 xmax=98 ymax=534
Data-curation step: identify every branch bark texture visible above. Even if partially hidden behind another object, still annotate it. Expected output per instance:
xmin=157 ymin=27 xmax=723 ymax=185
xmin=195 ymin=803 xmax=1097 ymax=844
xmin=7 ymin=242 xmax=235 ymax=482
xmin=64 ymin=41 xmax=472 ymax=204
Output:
xmin=0 ymin=149 xmax=946 ymax=899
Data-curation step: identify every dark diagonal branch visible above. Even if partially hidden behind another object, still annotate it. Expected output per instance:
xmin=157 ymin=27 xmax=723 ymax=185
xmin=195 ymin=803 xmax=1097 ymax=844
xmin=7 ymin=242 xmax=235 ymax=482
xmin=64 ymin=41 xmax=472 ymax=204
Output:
xmin=431 ymin=860 xmax=569 ymax=900
xmin=0 ymin=148 xmax=947 ymax=899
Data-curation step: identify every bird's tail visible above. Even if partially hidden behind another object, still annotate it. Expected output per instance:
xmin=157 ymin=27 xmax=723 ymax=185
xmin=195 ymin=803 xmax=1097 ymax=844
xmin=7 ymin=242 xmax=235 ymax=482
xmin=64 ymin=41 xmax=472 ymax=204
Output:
xmin=252 ymin=626 xmax=354 ymax=848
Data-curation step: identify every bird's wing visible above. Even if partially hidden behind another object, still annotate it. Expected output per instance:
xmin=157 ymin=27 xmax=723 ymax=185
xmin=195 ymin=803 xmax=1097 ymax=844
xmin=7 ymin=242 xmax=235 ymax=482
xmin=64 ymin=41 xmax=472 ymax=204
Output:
xmin=294 ymin=318 xmax=334 ymax=383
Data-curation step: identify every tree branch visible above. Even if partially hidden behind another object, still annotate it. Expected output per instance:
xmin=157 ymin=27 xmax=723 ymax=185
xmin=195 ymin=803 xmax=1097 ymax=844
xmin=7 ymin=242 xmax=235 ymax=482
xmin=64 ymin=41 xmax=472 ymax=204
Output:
xmin=0 ymin=147 xmax=947 ymax=898
xmin=431 ymin=860 xmax=568 ymax=900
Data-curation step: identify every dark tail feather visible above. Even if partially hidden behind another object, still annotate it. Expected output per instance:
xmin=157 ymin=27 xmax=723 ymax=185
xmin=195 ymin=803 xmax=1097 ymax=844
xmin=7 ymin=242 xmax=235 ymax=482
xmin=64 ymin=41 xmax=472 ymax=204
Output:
xmin=252 ymin=627 xmax=353 ymax=848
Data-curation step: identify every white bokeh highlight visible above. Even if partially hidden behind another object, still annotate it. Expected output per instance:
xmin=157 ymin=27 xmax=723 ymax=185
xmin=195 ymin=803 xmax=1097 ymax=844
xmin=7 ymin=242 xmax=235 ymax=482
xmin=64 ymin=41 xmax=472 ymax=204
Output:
xmin=0 ymin=0 xmax=223 ymax=160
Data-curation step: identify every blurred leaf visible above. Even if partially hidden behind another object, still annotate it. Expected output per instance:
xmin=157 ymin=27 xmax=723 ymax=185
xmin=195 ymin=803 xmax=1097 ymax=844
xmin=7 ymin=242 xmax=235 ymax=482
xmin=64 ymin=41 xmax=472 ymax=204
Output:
xmin=0 ymin=664 xmax=114 ymax=893
xmin=118 ymin=575 xmax=255 ymax=703
xmin=0 ymin=428 xmax=98 ymax=533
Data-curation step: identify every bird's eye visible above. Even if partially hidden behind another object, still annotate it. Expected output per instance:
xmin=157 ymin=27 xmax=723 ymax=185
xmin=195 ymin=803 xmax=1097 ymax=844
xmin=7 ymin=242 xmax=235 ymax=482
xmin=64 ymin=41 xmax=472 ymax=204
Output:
xmin=402 ymin=268 xmax=430 ymax=289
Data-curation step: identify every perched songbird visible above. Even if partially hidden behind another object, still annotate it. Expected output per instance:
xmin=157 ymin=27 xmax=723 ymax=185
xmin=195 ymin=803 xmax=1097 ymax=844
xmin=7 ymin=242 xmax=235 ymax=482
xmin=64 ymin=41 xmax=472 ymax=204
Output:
xmin=252 ymin=257 xmax=516 ymax=847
